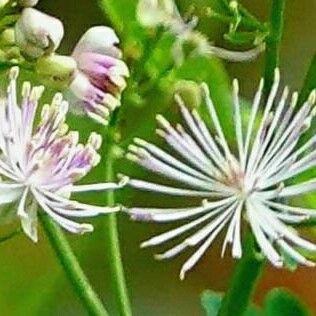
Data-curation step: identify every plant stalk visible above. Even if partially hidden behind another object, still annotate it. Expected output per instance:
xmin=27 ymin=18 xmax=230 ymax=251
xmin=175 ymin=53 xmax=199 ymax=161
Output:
xmin=218 ymin=233 xmax=264 ymax=316
xmin=103 ymin=138 xmax=132 ymax=316
xmin=264 ymin=0 xmax=286 ymax=95
xmin=298 ymin=53 xmax=316 ymax=105
xmin=40 ymin=214 xmax=109 ymax=316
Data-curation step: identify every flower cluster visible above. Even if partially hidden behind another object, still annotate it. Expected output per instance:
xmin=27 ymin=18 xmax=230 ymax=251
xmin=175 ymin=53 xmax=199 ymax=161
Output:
xmin=0 ymin=2 xmax=129 ymax=125
xmin=0 ymin=67 xmax=127 ymax=241
xmin=1 ymin=0 xmax=315 ymax=284
xmin=125 ymin=70 xmax=316 ymax=279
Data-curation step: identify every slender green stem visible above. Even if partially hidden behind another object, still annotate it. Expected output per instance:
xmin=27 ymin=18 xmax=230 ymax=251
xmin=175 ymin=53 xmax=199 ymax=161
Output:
xmin=219 ymin=4 xmax=287 ymax=315
xmin=103 ymin=139 xmax=132 ymax=316
xmin=264 ymin=0 xmax=286 ymax=95
xmin=298 ymin=53 xmax=316 ymax=105
xmin=40 ymin=214 xmax=109 ymax=316
xmin=218 ymin=233 xmax=264 ymax=316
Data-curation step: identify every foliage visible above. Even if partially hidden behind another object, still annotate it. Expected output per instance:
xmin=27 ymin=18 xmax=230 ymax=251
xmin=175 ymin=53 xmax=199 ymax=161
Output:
xmin=201 ymin=288 xmax=310 ymax=316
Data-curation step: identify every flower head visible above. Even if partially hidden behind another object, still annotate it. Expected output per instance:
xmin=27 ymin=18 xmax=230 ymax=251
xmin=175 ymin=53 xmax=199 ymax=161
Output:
xmin=125 ymin=70 xmax=316 ymax=279
xmin=14 ymin=8 xmax=64 ymax=59
xmin=69 ymin=26 xmax=129 ymax=125
xmin=0 ymin=67 xmax=127 ymax=242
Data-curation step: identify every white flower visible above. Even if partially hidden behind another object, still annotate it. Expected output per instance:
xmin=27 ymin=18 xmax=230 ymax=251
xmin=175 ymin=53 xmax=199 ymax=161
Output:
xmin=14 ymin=8 xmax=64 ymax=58
xmin=125 ymin=69 xmax=316 ymax=279
xmin=136 ymin=0 xmax=264 ymax=65
xmin=0 ymin=67 xmax=128 ymax=242
xmin=69 ymin=26 xmax=129 ymax=125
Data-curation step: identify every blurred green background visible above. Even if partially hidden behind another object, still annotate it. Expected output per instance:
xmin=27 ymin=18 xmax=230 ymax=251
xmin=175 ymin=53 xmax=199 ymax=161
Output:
xmin=0 ymin=0 xmax=316 ymax=315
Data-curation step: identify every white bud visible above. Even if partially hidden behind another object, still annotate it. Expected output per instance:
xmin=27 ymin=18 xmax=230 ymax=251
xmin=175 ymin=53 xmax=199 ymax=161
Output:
xmin=15 ymin=8 xmax=64 ymax=58
xmin=18 ymin=0 xmax=39 ymax=7
xmin=136 ymin=0 xmax=177 ymax=27
xmin=35 ymin=54 xmax=77 ymax=89
xmin=72 ymin=26 xmax=121 ymax=59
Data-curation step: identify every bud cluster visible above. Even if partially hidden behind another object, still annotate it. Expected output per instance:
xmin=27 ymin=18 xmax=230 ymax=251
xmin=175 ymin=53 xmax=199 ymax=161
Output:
xmin=0 ymin=1 xmax=129 ymax=125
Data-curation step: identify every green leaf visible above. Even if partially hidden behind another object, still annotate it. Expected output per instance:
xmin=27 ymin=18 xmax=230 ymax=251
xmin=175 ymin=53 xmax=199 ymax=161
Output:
xmin=224 ymin=31 xmax=258 ymax=45
xmin=224 ymin=30 xmax=268 ymax=46
xmin=144 ymin=32 xmax=175 ymax=80
xmin=263 ymin=288 xmax=310 ymax=316
xmin=97 ymin=0 xmax=137 ymax=35
xmin=201 ymin=289 xmax=261 ymax=316
xmin=201 ymin=290 xmax=223 ymax=316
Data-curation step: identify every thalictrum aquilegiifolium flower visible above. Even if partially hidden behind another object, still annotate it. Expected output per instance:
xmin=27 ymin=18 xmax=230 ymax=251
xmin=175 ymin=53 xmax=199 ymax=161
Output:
xmin=0 ymin=67 xmax=128 ymax=242
xmin=125 ymin=69 xmax=316 ymax=279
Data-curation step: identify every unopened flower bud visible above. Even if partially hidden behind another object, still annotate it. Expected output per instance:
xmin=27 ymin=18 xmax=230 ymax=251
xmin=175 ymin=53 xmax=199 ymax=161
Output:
xmin=72 ymin=25 xmax=121 ymax=59
xmin=229 ymin=0 xmax=238 ymax=10
xmin=0 ymin=28 xmax=15 ymax=47
xmin=172 ymin=80 xmax=201 ymax=109
xmin=137 ymin=0 xmax=177 ymax=27
xmin=69 ymin=26 xmax=129 ymax=125
xmin=35 ymin=54 xmax=77 ymax=89
xmin=15 ymin=8 xmax=64 ymax=59
xmin=18 ymin=0 xmax=39 ymax=7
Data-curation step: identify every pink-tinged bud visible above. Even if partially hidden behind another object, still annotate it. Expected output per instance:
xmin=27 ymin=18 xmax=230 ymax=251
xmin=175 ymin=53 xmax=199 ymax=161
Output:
xmin=18 ymin=0 xmax=39 ymax=7
xmin=69 ymin=26 xmax=129 ymax=125
xmin=15 ymin=8 xmax=64 ymax=58
xmin=72 ymin=26 xmax=121 ymax=59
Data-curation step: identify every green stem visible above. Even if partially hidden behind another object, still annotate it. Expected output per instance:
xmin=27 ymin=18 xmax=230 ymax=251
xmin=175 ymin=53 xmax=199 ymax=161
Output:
xmin=217 ymin=4 xmax=308 ymax=315
xmin=219 ymin=0 xmax=265 ymax=31
xmin=103 ymin=140 xmax=132 ymax=316
xmin=218 ymin=233 xmax=264 ymax=316
xmin=40 ymin=214 xmax=109 ymax=316
xmin=264 ymin=0 xmax=286 ymax=95
xmin=298 ymin=53 xmax=316 ymax=105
